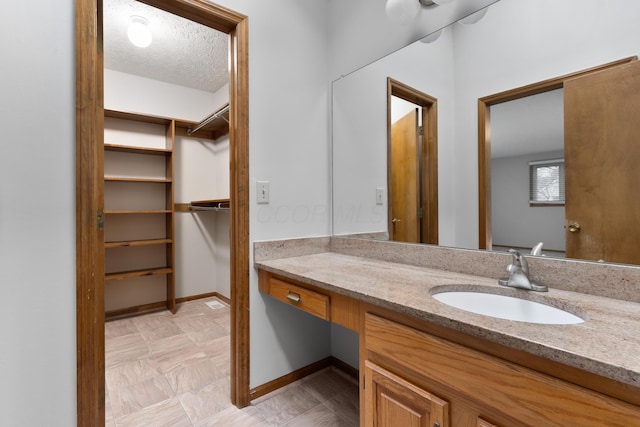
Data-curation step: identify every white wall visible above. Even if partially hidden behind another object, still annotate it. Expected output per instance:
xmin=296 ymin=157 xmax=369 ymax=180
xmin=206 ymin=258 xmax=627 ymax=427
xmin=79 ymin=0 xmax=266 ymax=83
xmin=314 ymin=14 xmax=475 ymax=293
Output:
xmin=105 ymin=69 xmax=224 ymax=121
xmin=0 ymin=1 xmax=76 ymax=425
xmin=212 ymin=0 xmax=334 ymax=388
xmin=174 ymin=134 xmax=231 ymax=300
xmin=492 ymin=151 xmax=565 ymax=252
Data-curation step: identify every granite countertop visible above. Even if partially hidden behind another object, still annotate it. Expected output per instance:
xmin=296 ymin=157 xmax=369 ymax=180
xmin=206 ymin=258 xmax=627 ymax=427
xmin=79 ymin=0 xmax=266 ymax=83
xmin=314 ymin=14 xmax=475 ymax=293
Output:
xmin=255 ymin=251 xmax=640 ymax=389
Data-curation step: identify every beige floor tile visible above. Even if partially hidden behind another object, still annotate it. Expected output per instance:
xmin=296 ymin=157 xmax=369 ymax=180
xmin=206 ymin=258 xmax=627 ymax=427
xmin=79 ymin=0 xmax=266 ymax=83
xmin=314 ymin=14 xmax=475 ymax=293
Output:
xmin=185 ymin=322 xmax=228 ymax=345
xmin=115 ymin=397 xmax=192 ymax=427
xmin=105 ymin=333 xmax=150 ymax=368
xmin=176 ymin=298 xmax=224 ymax=315
xmin=208 ymin=352 xmax=230 ymax=378
xmin=146 ymin=331 xmax=194 ymax=355
xmin=105 ymin=318 xmax=138 ymax=339
xmin=110 ymin=375 xmax=174 ymax=419
xmin=255 ymin=384 xmax=322 ymax=425
xmin=105 ymin=390 xmax=115 ymax=427
xmin=133 ymin=312 xmax=185 ymax=343
xmin=173 ymin=312 xmax=223 ymax=334
xmin=177 ymin=376 xmax=233 ymax=423
xmin=283 ymin=403 xmax=356 ymax=427
xmin=106 ymin=297 xmax=360 ymax=426
xmin=199 ymin=335 xmax=230 ymax=357
xmin=322 ymin=388 xmax=360 ymax=426
xmin=148 ymin=334 xmax=207 ymax=374
xmin=164 ymin=356 xmax=225 ymax=395
xmin=105 ymin=359 xmax=161 ymax=390
xmin=193 ymin=405 xmax=270 ymax=427
xmin=299 ymin=368 xmax=359 ymax=403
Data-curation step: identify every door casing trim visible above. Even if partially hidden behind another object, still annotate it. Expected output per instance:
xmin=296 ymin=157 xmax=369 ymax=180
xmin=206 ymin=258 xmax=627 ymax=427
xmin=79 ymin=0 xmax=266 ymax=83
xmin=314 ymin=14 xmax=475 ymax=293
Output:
xmin=75 ymin=1 xmax=251 ymax=424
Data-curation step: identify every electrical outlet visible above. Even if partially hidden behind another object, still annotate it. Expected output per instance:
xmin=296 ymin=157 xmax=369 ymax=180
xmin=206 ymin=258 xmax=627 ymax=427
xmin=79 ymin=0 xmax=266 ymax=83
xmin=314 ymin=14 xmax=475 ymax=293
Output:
xmin=376 ymin=187 xmax=384 ymax=205
xmin=257 ymin=181 xmax=270 ymax=204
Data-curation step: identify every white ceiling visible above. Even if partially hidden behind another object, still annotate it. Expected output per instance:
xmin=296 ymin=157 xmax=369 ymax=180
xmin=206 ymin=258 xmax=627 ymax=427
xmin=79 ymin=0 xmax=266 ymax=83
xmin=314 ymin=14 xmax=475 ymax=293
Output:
xmin=490 ymin=89 xmax=564 ymax=159
xmin=103 ymin=0 xmax=229 ymax=93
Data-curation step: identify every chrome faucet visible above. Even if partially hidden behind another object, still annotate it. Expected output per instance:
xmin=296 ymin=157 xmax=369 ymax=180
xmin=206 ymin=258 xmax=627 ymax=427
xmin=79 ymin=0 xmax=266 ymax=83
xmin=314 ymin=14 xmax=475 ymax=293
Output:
xmin=499 ymin=249 xmax=548 ymax=292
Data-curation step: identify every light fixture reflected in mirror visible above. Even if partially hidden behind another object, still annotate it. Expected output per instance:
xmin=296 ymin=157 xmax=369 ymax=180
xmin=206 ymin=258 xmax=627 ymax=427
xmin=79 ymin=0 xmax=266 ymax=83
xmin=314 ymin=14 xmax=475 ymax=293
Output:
xmin=458 ymin=7 xmax=488 ymax=25
xmin=128 ymin=15 xmax=152 ymax=48
xmin=385 ymin=0 xmax=421 ymax=25
xmin=420 ymin=29 xmax=443 ymax=43
xmin=386 ymin=0 xmax=454 ymax=25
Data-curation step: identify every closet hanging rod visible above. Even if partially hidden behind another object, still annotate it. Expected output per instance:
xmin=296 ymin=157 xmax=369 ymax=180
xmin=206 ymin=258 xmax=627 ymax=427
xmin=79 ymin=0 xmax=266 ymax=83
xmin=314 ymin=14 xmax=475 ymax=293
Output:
xmin=188 ymin=104 xmax=230 ymax=135
xmin=187 ymin=202 xmax=230 ymax=211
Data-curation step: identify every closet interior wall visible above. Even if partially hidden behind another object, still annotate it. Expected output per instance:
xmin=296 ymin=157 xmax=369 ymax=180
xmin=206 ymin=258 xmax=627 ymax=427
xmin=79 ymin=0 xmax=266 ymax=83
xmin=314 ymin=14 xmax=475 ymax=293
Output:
xmin=104 ymin=69 xmax=231 ymax=316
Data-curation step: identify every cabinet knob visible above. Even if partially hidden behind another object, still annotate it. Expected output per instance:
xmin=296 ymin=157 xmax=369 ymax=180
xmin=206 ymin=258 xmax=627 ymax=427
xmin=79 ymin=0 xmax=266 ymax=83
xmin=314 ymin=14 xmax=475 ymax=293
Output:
xmin=391 ymin=218 xmax=401 ymax=224
xmin=568 ymin=223 xmax=581 ymax=233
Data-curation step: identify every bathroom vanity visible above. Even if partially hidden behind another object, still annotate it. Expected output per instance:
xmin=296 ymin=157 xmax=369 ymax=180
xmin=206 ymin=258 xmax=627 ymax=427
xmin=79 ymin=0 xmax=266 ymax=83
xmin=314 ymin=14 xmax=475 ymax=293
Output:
xmin=255 ymin=238 xmax=640 ymax=426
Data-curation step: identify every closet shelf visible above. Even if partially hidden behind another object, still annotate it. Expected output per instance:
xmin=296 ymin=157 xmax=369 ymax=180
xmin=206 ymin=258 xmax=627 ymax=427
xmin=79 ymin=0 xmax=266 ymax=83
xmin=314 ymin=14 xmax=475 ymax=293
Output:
xmin=105 ymin=267 xmax=173 ymax=282
xmin=105 ymin=177 xmax=172 ymax=183
xmin=105 ymin=109 xmax=173 ymax=125
xmin=104 ymin=143 xmax=172 ymax=156
xmin=104 ymin=108 xmax=176 ymax=317
xmin=105 ymin=239 xmax=172 ymax=249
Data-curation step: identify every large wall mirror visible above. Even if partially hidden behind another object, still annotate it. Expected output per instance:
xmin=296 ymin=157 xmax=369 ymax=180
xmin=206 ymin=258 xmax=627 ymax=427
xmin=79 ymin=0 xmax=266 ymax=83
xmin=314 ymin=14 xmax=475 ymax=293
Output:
xmin=332 ymin=0 xmax=640 ymax=265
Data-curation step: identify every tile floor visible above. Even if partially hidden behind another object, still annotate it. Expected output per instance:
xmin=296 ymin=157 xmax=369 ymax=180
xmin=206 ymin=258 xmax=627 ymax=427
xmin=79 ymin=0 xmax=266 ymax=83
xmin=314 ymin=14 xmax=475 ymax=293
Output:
xmin=105 ymin=297 xmax=360 ymax=426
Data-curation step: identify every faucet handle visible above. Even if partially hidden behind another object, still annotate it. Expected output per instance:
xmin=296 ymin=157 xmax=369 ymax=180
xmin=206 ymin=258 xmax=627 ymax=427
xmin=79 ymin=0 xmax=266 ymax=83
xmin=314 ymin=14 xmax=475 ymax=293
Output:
xmin=508 ymin=249 xmax=530 ymax=275
xmin=509 ymin=249 xmax=523 ymax=266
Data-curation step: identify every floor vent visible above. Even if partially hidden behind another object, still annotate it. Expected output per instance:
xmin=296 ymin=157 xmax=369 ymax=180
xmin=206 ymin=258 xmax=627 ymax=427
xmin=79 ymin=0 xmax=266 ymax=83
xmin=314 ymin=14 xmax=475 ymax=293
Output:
xmin=206 ymin=300 xmax=225 ymax=310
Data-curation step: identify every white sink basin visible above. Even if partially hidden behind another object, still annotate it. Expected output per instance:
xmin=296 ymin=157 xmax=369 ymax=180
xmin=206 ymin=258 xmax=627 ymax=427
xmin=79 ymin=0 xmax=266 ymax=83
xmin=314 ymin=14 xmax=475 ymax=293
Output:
xmin=432 ymin=290 xmax=585 ymax=325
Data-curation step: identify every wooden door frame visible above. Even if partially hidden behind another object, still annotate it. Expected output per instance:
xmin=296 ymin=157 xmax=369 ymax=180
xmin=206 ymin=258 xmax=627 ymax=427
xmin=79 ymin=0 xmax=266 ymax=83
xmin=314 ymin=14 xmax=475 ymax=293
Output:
xmin=477 ymin=57 xmax=635 ymax=250
xmin=387 ymin=78 xmax=438 ymax=244
xmin=75 ymin=0 xmax=250 ymax=425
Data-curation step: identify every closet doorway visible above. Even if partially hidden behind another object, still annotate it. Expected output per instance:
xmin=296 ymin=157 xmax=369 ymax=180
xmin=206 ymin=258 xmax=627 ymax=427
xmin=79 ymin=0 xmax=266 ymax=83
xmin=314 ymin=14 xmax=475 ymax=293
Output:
xmin=75 ymin=0 xmax=250 ymax=425
xmin=387 ymin=78 xmax=438 ymax=244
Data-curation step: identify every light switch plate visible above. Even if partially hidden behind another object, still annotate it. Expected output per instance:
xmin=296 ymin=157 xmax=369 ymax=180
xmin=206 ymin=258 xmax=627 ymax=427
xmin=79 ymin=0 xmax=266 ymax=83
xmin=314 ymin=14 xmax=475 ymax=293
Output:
xmin=376 ymin=187 xmax=384 ymax=205
xmin=257 ymin=181 xmax=270 ymax=204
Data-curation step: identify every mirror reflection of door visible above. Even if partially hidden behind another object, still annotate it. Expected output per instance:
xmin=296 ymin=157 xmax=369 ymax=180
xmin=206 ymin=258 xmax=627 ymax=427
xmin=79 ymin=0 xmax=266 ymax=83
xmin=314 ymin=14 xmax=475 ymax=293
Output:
xmin=387 ymin=78 xmax=438 ymax=244
xmin=390 ymin=106 xmax=420 ymax=242
xmin=482 ymin=58 xmax=640 ymax=264
xmin=564 ymin=61 xmax=640 ymax=264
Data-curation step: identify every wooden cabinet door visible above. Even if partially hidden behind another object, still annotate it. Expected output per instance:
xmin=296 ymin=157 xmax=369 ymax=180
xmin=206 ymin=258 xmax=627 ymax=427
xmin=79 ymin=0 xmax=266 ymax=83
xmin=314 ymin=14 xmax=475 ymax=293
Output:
xmin=364 ymin=360 xmax=449 ymax=427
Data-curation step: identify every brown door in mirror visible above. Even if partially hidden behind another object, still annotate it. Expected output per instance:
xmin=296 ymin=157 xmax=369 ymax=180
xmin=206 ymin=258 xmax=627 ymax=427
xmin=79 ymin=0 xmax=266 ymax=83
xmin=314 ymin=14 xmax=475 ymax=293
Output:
xmin=390 ymin=109 xmax=420 ymax=243
xmin=564 ymin=61 xmax=640 ymax=264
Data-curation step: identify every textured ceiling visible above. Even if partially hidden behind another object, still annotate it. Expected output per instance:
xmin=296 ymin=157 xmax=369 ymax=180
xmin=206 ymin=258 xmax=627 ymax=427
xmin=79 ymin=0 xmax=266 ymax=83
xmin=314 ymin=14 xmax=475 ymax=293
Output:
xmin=103 ymin=0 xmax=229 ymax=93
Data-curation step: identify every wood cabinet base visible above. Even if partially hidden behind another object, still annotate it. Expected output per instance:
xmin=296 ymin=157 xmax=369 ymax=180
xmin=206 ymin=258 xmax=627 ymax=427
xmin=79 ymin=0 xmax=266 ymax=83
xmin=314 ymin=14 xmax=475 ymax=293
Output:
xmin=364 ymin=313 xmax=640 ymax=426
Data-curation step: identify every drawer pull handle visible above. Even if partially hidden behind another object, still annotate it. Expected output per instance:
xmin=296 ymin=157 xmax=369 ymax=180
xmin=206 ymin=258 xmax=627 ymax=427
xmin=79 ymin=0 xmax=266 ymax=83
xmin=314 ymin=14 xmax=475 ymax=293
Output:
xmin=287 ymin=291 xmax=301 ymax=303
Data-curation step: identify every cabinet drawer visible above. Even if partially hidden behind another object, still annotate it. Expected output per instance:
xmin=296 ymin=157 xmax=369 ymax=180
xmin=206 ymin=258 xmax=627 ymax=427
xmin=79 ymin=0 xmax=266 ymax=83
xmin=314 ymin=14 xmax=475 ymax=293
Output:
xmin=268 ymin=276 xmax=330 ymax=321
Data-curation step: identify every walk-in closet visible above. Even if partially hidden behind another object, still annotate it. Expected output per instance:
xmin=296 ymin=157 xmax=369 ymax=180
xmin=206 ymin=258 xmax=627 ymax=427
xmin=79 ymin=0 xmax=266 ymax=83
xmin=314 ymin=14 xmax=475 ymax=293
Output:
xmin=103 ymin=0 xmax=231 ymax=318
